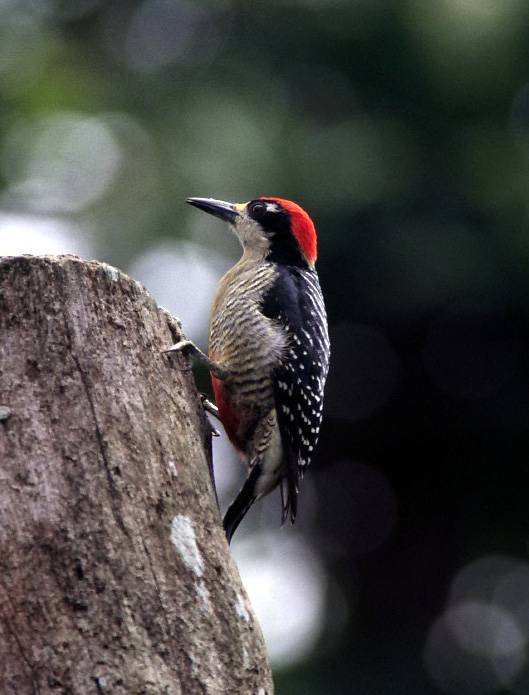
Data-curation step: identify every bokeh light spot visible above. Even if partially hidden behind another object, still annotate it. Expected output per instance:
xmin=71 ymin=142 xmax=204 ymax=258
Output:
xmin=128 ymin=241 xmax=229 ymax=344
xmin=425 ymin=555 xmax=529 ymax=693
xmin=424 ymin=601 xmax=526 ymax=694
xmin=0 ymin=213 xmax=93 ymax=257
xmin=125 ymin=0 xmax=217 ymax=73
xmin=233 ymin=532 xmax=328 ymax=668
xmin=2 ymin=112 xmax=122 ymax=214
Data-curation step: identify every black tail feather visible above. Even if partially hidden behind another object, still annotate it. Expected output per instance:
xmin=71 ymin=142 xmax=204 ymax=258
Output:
xmin=223 ymin=464 xmax=261 ymax=544
xmin=280 ymin=445 xmax=299 ymax=525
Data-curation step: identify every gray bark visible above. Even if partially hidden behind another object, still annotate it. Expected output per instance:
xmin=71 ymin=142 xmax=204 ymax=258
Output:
xmin=0 ymin=255 xmax=273 ymax=695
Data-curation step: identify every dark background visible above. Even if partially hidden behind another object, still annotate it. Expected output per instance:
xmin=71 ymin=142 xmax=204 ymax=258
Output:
xmin=2 ymin=1 xmax=529 ymax=693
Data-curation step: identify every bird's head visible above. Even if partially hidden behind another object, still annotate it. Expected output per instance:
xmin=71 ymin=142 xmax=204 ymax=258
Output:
xmin=187 ymin=196 xmax=318 ymax=269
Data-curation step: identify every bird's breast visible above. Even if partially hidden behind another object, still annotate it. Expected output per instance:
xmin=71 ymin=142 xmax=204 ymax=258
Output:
xmin=208 ymin=262 xmax=287 ymax=455
xmin=209 ymin=262 xmax=286 ymax=377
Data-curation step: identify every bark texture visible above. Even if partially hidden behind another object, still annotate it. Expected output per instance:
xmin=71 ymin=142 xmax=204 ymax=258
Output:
xmin=0 ymin=255 xmax=273 ymax=695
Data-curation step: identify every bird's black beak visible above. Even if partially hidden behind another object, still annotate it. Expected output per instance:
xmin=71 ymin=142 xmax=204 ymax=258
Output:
xmin=187 ymin=197 xmax=241 ymax=224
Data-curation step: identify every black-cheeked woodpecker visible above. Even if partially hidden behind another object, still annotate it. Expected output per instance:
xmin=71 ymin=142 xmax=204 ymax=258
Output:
xmin=168 ymin=196 xmax=330 ymax=542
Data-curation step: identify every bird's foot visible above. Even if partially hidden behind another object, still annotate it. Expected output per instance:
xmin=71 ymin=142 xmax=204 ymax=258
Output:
xmin=163 ymin=339 xmax=194 ymax=355
xmin=201 ymin=393 xmax=220 ymax=420
xmin=200 ymin=394 xmax=221 ymax=436
xmin=164 ymin=339 xmax=230 ymax=380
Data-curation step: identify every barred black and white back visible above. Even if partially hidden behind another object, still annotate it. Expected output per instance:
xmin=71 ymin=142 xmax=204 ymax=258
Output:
xmin=262 ymin=264 xmax=330 ymax=521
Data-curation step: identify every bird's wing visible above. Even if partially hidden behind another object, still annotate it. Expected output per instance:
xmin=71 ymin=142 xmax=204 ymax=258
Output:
xmin=261 ymin=265 xmax=330 ymax=522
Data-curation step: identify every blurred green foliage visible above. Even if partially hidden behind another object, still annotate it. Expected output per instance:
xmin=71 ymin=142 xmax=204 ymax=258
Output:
xmin=3 ymin=1 xmax=529 ymax=693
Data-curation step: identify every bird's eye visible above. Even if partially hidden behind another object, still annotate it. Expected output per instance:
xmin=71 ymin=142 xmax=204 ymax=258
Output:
xmin=249 ymin=201 xmax=266 ymax=219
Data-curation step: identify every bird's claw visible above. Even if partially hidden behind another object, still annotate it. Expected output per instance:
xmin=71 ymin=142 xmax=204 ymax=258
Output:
xmin=200 ymin=394 xmax=221 ymax=436
xmin=163 ymin=339 xmax=192 ymax=355
xmin=200 ymin=394 xmax=220 ymax=419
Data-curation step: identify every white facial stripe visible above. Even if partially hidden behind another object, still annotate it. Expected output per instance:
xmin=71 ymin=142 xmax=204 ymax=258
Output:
xmin=265 ymin=202 xmax=279 ymax=213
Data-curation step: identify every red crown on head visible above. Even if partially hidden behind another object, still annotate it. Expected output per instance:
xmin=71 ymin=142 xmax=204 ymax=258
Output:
xmin=260 ymin=197 xmax=317 ymax=267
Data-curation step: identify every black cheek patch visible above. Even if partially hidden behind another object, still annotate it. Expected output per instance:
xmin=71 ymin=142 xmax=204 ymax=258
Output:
xmin=265 ymin=211 xmax=310 ymax=269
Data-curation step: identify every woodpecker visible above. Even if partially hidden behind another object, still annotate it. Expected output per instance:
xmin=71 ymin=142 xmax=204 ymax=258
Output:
xmin=168 ymin=196 xmax=330 ymax=542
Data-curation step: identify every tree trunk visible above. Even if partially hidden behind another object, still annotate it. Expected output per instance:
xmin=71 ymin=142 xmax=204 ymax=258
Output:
xmin=0 ymin=255 xmax=273 ymax=695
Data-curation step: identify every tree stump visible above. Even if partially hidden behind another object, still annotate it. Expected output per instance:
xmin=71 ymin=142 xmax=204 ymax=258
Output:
xmin=0 ymin=255 xmax=273 ymax=695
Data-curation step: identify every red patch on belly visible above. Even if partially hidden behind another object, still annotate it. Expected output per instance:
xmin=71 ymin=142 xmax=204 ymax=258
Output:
xmin=211 ymin=375 xmax=245 ymax=454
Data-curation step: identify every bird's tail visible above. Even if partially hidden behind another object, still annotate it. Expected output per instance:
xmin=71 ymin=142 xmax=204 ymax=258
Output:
xmin=280 ymin=444 xmax=299 ymax=525
xmin=223 ymin=464 xmax=262 ymax=544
